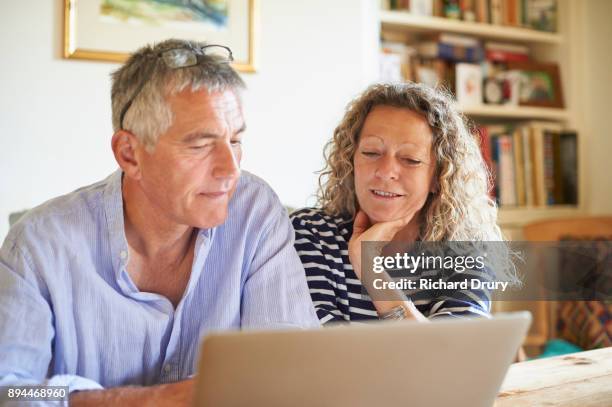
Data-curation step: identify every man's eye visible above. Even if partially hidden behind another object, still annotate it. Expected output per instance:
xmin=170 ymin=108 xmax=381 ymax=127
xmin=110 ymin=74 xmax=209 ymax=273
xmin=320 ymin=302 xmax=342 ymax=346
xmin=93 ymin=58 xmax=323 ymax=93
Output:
xmin=191 ymin=144 xmax=212 ymax=150
xmin=230 ymin=140 xmax=242 ymax=147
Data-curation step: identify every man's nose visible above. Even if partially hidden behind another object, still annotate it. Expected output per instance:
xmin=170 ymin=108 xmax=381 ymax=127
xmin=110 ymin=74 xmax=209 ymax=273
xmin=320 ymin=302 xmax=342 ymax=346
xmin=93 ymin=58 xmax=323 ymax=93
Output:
xmin=374 ymin=154 xmax=399 ymax=180
xmin=212 ymin=141 xmax=240 ymax=180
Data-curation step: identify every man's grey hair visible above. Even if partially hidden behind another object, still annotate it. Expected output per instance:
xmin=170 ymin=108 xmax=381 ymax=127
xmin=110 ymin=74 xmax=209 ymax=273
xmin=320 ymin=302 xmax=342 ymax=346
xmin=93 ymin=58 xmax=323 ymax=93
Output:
xmin=111 ymin=38 xmax=245 ymax=149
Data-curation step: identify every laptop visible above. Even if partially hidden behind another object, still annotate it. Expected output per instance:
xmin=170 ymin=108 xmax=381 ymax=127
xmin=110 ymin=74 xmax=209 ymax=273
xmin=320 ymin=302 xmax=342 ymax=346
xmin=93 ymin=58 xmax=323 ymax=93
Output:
xmin=193 ymin=312 xmax=531 ymax=407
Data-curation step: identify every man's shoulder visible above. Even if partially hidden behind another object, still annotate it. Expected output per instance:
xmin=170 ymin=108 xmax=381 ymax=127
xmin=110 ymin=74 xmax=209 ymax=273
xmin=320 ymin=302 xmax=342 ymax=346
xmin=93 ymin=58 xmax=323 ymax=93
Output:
xmin=230 ymin=170 xmax=284 ymax=214
xmin=219 ymin=171 xmax=288 ymax=235
xmin=235 ymin=170 xmax=277 ymax=197
xmin=6 ymin=173 xmax=115 ymax=246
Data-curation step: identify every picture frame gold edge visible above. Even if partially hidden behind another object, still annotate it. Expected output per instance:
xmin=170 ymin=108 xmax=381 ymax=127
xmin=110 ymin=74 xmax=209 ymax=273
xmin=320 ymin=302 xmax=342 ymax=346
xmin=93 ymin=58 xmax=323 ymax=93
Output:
xmin=246 ymin=0 xmax=259 ymax=73
xmin=67 ymin=49 xmax=128 ymax=63
xmin=63 ymin=0 xmax=259 ymax=73
xmin=62 ymin=0 xmax=73 ymax=59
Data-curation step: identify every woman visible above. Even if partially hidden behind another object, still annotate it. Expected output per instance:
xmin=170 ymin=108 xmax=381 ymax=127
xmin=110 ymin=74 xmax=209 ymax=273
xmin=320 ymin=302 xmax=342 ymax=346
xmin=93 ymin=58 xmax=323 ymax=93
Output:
xmin=291 ymin=82 xmax=514 ymax=324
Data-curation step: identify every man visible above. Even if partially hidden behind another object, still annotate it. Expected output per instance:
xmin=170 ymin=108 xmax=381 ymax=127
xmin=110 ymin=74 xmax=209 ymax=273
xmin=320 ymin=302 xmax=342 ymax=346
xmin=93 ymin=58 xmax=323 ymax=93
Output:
xmin=0 ymin=39 xmax=318 ymax=405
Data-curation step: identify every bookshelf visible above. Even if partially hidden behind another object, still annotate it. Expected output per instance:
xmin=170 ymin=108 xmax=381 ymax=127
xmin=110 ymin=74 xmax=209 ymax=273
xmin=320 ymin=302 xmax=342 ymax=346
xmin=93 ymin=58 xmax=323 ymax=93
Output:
xmin=378 ymin=0 xmax=583 ymax=234
xmin=378 ymin=0 xmax=586 ymax=355
xmin=380 ymin=11 xmax=563 ymax=44
xmin=459 ymin=104 xmax=568 ymax=120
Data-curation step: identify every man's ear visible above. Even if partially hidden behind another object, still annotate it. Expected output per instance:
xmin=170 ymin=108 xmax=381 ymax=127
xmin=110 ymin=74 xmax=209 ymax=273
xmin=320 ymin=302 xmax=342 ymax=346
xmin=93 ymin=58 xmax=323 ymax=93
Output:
xmin=111 ymin=130 xmax=142 ymax=180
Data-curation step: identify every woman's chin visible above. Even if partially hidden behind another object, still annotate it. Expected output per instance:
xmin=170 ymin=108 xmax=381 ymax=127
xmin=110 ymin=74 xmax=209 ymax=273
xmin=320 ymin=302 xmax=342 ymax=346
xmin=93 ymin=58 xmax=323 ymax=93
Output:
xmin=364 ymin=211 xmax=401 ymax=224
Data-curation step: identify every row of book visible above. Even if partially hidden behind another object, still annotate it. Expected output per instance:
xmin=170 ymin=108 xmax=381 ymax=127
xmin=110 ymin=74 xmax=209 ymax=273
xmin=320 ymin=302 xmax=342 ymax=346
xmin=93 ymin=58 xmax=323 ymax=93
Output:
xmin=415 ymin=34 xmax=528 ymax=64
xmin=382 ymin=0 xmax=557 ymax=33
xmin=478 ymin=122 xmax=577 ymax=207
xmin=380 ymin=35 xmax=533 ymax=105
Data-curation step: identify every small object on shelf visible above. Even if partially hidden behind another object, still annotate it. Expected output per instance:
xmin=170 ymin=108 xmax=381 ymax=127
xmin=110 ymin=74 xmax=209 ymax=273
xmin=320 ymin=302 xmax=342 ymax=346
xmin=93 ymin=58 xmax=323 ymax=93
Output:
xmin=526 ymin=0 xmax=557 ymax=33
xmin=460 ymin=0 xmax=476 ymax=22
xmin=415 ymin=59 xmax=447 ymax=89
xmin=443 ymin=0 xmax=461 ymax=19
xmin=484 ymin=77 xmax=504 ymax=104
xmin=379 ymin=52 xmax=403 ymax=83
xmin=508 ymin=61 xmax=564 ymax=108
xmin=498 ymin=70 xmax=522 ymax=106
xmin=380 ymin=41 xmax=416 ymax=82
xmin=411 ymin=0 xmax=434 ymax=16
xmin=456 ymin=63 xmax=483 ymax=107
xmin=388 ymin=0 xmax=411 ymax=10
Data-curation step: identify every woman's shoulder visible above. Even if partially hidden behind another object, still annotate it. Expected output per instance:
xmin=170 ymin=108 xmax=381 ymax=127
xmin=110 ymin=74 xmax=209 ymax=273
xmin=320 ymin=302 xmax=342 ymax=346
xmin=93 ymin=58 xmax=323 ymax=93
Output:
xmin=290 ymin=207 xmax=353 ymax=235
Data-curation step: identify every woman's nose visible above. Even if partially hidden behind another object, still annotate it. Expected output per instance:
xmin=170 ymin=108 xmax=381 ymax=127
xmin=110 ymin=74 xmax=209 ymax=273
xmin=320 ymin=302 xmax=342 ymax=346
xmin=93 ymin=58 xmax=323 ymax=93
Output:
xmin=374 ymin=154 xmax=399 ymax=180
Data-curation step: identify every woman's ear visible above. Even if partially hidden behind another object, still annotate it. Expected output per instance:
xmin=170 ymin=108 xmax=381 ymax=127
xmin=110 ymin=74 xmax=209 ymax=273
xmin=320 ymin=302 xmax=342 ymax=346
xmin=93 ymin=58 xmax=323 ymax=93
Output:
xmin=430 ymin=177 xmax=439 ymax=194
xmin=111 ymin=130 xmax=142 ymax=180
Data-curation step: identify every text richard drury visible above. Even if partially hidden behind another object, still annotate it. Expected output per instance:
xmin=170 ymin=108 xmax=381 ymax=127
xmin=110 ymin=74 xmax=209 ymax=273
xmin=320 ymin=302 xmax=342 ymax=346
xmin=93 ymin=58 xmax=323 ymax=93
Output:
xmin=369 ymin=252 xmax=510 ymax=292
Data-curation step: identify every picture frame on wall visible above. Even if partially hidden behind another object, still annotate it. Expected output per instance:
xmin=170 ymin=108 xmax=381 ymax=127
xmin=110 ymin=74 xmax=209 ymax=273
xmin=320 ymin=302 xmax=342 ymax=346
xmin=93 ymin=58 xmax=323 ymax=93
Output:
xmin=63 ymin=0 xmax=258 ymax=72
xmin=507 ymin=61 xmax=564 ymax=108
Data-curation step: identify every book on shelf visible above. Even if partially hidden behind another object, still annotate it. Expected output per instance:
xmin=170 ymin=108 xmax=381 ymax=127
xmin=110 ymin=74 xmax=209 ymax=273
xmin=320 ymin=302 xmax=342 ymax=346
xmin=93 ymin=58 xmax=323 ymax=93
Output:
xmin=559 ymin=131 xmax=578 ymax=204
xmin=490 ymin=0 xmax=503 ymax=25
xmin=384 ymin=0 xmax=558 ymax=33
xmin=512 ymin=128 xmax=526 ymax=205
xmin=379 ymin=33 xmax=564 ymax=109
xmin=484 ymin=41 xmax=529 ymax=62
xmin=498 ymin=134 xmax=517 ymax=206
xmin=475 ymin=0 xmax=488 ymax=23
xmin=417 ymin=41 xmax=484 ymax=63
xmin=478 ymin=121 xmax=577 ymax=208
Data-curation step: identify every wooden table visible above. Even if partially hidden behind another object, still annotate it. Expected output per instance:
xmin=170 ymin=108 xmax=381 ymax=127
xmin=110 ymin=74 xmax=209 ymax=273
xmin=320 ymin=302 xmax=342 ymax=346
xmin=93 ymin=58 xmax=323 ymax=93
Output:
xmin=495 ymin=347 xmax=612 ymax=406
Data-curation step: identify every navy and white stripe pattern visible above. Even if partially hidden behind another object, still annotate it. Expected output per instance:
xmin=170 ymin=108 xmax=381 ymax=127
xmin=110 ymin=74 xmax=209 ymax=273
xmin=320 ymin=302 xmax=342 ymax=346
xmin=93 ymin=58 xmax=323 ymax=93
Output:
xmin=291 ymin=208 xmax=491 ymax=324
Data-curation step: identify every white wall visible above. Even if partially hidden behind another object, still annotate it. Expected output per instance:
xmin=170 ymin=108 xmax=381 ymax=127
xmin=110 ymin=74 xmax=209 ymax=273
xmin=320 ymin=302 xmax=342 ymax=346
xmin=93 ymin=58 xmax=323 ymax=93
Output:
xmin=0 ymin=0 xmax=379 ymax=240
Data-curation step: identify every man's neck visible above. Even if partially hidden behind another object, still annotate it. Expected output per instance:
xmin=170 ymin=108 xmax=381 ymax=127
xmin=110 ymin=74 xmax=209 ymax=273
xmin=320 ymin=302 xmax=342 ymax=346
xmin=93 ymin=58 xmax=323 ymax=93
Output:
xmin=122 ymin=176 xmax=195 ymax=262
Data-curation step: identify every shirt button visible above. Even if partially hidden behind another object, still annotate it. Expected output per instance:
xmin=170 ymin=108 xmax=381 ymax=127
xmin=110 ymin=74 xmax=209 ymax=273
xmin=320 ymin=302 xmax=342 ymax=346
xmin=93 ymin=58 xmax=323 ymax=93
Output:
xmin=120 ymin=250 xmax=127 ymax=259
xmin=164 ymin=364 xmax=172 ymax=373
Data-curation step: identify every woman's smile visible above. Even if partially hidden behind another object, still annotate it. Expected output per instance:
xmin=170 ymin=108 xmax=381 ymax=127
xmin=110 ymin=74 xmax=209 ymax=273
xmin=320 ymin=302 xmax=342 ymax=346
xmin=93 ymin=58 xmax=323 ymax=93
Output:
xmin=370 ymin=189 xmax=405 ymax=199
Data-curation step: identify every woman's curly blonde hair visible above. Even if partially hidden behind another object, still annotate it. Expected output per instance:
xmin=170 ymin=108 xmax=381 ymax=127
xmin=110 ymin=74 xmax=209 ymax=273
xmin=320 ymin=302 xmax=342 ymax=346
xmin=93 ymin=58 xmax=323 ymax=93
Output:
xmin=318 ymin=82 xmax=503 ymax=242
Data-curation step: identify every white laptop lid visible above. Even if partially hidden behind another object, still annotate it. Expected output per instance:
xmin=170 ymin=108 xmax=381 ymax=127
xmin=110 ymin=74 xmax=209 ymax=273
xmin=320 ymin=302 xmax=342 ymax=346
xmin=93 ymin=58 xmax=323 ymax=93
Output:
xmin=194 ymin=312 xmax=531 ymax=407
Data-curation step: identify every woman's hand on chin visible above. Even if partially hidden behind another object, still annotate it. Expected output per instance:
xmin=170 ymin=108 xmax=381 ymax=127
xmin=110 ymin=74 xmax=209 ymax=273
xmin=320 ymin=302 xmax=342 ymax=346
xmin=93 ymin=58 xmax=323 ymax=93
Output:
xmin=348 ymin=210 xmax=415 ymax=280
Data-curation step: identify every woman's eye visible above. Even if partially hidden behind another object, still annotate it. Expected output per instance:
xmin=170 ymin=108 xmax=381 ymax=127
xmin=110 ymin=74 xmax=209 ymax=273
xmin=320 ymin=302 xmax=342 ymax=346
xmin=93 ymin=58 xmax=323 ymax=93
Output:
xmin=402 ymin=158 xmax=422 ymax=165
xmin=361 ymin=151 xmax=380 ymax=157
xmin=230 ymin=140 xmax=242 ymax=147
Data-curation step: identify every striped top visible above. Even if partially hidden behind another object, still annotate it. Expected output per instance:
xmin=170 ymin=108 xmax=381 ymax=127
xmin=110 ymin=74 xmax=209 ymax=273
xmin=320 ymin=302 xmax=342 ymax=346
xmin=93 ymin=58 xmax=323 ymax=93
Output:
xmin=291 ymin=207 xmax=491 ymax=324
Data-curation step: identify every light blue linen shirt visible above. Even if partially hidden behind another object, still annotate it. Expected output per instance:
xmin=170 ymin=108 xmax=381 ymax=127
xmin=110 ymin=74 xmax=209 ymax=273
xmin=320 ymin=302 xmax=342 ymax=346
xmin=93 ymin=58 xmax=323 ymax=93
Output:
xmin=0 ymin=169 xmax=319 ymax=401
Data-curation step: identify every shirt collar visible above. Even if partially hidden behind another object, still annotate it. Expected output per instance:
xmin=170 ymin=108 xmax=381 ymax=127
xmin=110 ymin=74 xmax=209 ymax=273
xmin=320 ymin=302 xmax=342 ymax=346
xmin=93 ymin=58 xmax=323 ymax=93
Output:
xmin=102 ymin=169 xmax=130 ymax=282
xmin=102 ymin=169 xmax=217 ymax=288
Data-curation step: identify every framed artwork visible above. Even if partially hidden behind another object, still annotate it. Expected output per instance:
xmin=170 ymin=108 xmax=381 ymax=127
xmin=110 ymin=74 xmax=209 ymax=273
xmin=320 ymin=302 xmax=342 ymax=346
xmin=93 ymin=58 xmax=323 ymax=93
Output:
xmin=507 ymin=61 xmax=564 ymax=108
xmin=63 ymin=0 xmax=258 ymax=72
